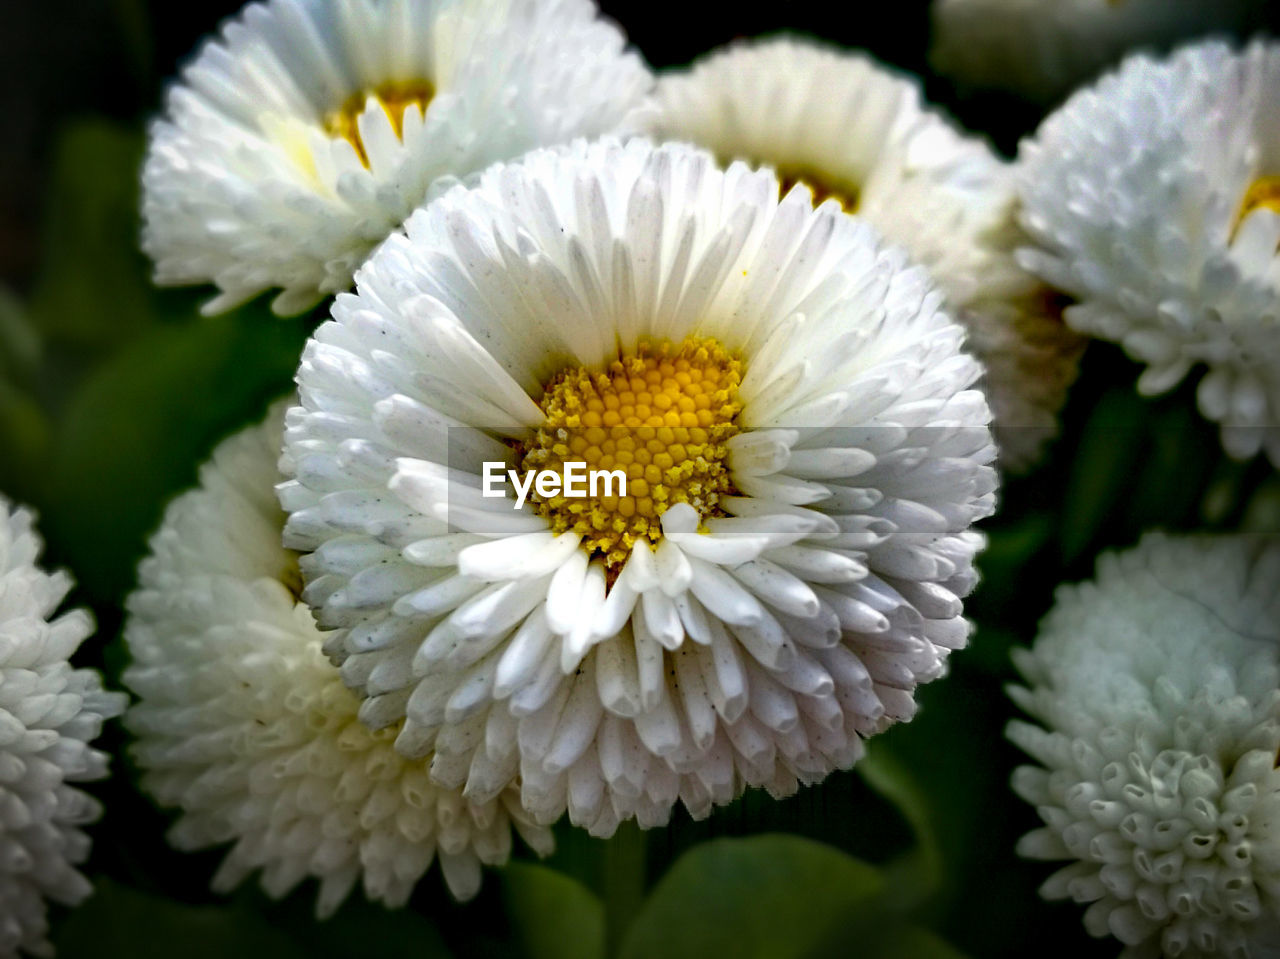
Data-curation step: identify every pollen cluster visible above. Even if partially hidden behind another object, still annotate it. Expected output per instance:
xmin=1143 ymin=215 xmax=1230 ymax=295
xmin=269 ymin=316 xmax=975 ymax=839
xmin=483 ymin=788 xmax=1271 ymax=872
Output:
xmin=324 ymin=80 xmax=435 ymax=167
xmin=517 ymin=337 xmax=743 ymax=568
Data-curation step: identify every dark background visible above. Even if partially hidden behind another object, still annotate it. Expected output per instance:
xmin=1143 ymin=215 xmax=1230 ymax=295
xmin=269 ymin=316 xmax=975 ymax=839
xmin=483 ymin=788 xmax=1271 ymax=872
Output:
xmin=2 ymin=2 xmax=1279 ymax=958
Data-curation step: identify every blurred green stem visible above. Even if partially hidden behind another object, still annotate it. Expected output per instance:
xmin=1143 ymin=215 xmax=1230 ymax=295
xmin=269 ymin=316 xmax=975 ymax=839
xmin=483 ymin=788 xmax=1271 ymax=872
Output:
xmin=603 ymin=821 xmax=646 ymax=957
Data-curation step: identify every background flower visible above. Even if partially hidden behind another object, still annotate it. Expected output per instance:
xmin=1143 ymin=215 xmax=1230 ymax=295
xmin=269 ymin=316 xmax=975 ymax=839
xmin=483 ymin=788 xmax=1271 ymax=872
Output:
xmin=0 ymin=499 xmax=125 ymax=957
xmin=1010 ymin=533 xmax=1280 ymax=957
xmin=141 ymin=0 xmax=652 ymax=315
xmin=123 ymin=403 xmax=554 ymax=917
xmin=648 ymin=38 xmax=1084 ymax=472
xmin=1018 ymin=40 xmax=1280 ymax=468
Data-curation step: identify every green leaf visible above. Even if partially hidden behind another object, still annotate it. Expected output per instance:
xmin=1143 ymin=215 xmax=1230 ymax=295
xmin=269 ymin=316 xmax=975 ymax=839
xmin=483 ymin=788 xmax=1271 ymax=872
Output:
xmin=858 ymin=748 xmax=944 ymax=908
xmin=618 ymin=835 xmax=883 ymax=959
xmin=1057 ymin=384 xmax=1148 ymax=563
xmin=0 ymin=285 xmax=40 ymax=381
xmin=43 ymin=304 xmax=309 ymax=600
xmin=0 ymin=378 xmax=51 ymax=503
xmin=26 ymin=120 xmax=173 ymax=348
xmin=502 ymin=861 xmax=605 ymax=959
xmin=876 ymin=927 xmax=972 ymax=959
xmin=259 ymin=890 xmax=456 ymax=959
xmin=55 ymin=880 xmax=311 ymax=959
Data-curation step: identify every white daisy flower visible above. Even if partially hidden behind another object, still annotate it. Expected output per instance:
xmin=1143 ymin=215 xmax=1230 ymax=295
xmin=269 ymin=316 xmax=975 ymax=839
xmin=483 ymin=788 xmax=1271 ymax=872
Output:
xmin=141 ymin=0 xmax=652 ymax=316
xmin=646 ymin=38 xmax=1083 ymax=472
xmin=1018 ymin=40 xmax=1280 ymax=467
xmin=123 ymin=405 xmax=553 ymax=917
xmin=1010 ymin=532 xmax=1280 ymax=958
xmin=279 ymin=137 xmax=998 ymax=834
xmin=0 ymin=498 xmax=125 ymax=957
xmin=931 ymin=0 xmax=1268 ymax=103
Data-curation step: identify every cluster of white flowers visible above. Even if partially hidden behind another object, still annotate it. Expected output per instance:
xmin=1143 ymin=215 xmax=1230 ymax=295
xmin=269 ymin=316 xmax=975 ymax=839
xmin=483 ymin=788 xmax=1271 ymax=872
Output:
xmin=1010 ymin=534 xmax=1280 ymax=957
xmin=0 ymin=500 xmax=125 ymax=958
xmin=96 ymin=0 xmax=1280 ymax=950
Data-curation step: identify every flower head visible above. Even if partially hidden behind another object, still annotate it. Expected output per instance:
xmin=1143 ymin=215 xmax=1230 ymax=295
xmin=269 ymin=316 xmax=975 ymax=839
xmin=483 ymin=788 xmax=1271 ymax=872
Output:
xmin=123 ymin=405 xmax=552 ymax=917
xmin=0 ymin=499 xmax=125 ymax=957
xmin=141 ymin=0 xmax=652 ymax=315
xmin=931 ymin=0 xmax=1268 ymax=103
xmin=646 ymin=37 xmax=1084 ymax=472
xmin=1018 ymin=40 xmax=1280 ymax=467
xmin=1010 ymin=533 xmax=1280 ymax=957
xmin=280 ymin=137 xmax=998 ymax=834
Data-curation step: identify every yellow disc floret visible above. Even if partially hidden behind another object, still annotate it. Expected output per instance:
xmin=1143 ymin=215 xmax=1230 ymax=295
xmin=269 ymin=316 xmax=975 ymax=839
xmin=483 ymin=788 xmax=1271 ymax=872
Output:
xmin=517 ymin=337 xmax=744 ymax=569
xmin=776 ymin=165 xmax=859 ymax=213
xmin=324 ymin=80 xmax=435 ymax=168
xmin=1236 ymin=175 xmax=1280 ymax=237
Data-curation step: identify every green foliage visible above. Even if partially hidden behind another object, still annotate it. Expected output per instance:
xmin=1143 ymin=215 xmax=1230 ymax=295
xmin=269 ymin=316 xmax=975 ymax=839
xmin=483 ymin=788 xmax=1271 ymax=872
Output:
xmin=618 ymin=834 xmax=883 ymax=959
xmin=0 ymin=285 xmax=40 ymax=380
xmin=55 ymin=881 xmax=311 ymax=959
xmin=502 ymin=863 xmax=605 ymax=959
xmin=42 ymin=304 xmax=308 ymax=601
xmin=27 ymin=122 xmax=157 ymax=348
xmin=615 ymin=834 xmax=972 ymax=959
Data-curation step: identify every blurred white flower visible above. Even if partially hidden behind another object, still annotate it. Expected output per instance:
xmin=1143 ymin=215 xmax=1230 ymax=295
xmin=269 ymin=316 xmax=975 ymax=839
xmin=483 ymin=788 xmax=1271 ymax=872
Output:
xmin=141 ymin=0 xmax=652 ymax=316
xmin=0 ymin=499 xmax=125 ymax=957
xmin=123 ymin=406 xmax=552 ymax=917
xmin=647 ymin=37 xmax=1083 ymax=472
xmin=279 ymin=137 xmax=997 ymax=835
xmin=1010 ymin=532 xmax=1280 ymax=958
xmin=1018 ymin=40 xmax=1280 ymax=467
xmin=931 ymin=0 xmax=1269 ymax=103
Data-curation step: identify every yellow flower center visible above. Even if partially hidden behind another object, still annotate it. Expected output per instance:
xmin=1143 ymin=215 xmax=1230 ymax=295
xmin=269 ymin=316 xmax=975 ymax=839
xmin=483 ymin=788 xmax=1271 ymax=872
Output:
xmin=776 ymin=165 xmax=859 ymax=212
xmin=516 ymin=337 xmax=743 ymax=569
xmin=1236 ymin=175 xmax=1280 ymax=235
xmin=323 ymin=80 xmax=435 ymax=168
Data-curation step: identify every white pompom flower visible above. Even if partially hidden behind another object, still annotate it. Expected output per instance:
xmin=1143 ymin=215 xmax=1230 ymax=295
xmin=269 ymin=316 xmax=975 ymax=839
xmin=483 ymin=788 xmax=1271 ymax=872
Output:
xmin=646 ymin=37 xmax=1083 ymax=472
xmin=279 ymin=137 xmax=998 ymax=835
xmin=0 ymin=499 xmax=125 ymax=958
xmin=1010 ymin=533 xmax=1280 ymax=958
xmin=1018 ymin=40 xmax=1280 ymax=467
xmin=931 ymin=0 xmax=1268 ymax=103
xmin=141 ymin=0 xmax=652 ymax=316
xmin=123 ymin=405 xmax=553 ymax=918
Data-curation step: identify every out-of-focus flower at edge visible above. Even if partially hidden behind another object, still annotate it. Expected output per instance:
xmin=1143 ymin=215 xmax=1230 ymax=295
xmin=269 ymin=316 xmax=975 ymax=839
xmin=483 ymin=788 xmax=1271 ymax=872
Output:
xmin=0 ymin=499 xmax=126 ymax=957
xmin=1018 ymin=40 xmax=1280 ymax=469
xmin=122 ymin=405 xmax=553 ymax=918
xmin=646 ymin=38 xmax=1084 ymax=474
xmin=931 ymin=0 xmax=1270 ymax=103
xmin=140 ymin=0 xmax=653 ymax=316
xmin=279 ymin=137 xmax=998 ymax=836
xmin=1009 ymin=533 xmax=1280 ymax=958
